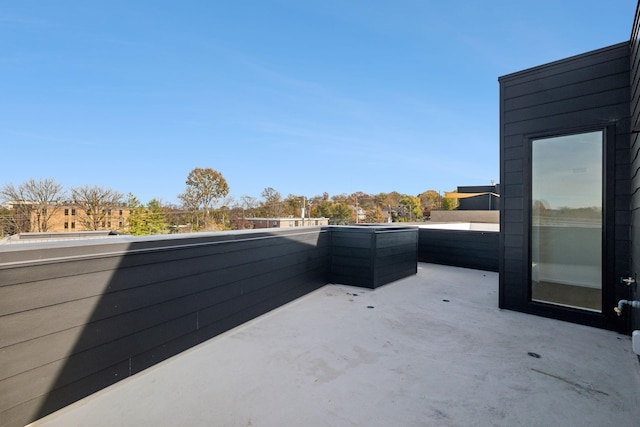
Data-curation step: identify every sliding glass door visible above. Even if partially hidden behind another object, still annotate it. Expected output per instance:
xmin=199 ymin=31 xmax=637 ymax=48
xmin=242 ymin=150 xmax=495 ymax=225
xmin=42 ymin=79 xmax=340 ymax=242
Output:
xmin=531 ymin=131 xmax=603 ymax=312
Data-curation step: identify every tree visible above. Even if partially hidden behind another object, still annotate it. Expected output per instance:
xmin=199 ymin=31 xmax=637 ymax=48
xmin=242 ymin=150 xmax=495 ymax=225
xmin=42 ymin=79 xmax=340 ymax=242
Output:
xmin=331 ymin=202 xmax=353 ymax=225
xmin=126 ymin=194 xmax=169 ymax=235
xmin=441 ymin=190 xmax=459 ymax=210
xmin=284 ymin=194 xmax=304 ymax=217
xmin=365 ymin=205 xmax=385 ymax=223
xmin=400 ymin=196 xmax=423 ymax=221
xmin=126 ymin=193 xmax=147 ymax=235
xmin=260 ymin=187 xmax=283 ymax=217
xmin=418 ymin=190 xmax=441 ymax=215
xmin=71 ymin=185 xmax=123 ymax=230
xmin=0 ymin=178 xmax=66 ymax=233
xmin=178 ymin=187 xmax=201 ymax=230
xmin=239 ymin=196 xmax=258 ymax=218
xmin=179 ymin=167 xmax=229 ymax=230
xmin=146 ymin=199 xmax=169 ymax=234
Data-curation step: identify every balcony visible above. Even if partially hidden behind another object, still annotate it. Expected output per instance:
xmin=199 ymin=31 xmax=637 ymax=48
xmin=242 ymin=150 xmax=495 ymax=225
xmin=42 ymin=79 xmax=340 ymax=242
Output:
xmin=1 ymin=226 xmax=638 ymax=426
xmin=26 ymin=263 xmax=640 ymax=426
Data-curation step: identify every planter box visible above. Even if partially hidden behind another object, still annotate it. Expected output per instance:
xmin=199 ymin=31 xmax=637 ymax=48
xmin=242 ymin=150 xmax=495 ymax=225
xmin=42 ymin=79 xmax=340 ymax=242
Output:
xmin=330 ymin=226 xmax=418 ymax=288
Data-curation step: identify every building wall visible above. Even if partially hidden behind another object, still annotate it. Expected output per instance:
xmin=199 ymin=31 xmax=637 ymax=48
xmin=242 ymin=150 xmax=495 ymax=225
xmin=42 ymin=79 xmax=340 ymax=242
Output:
xmin=630 ymin=5 xmax=640 ymax=331
xmin=457 ymin=185 xmax=500 ymax=210
xmin=430 ymin=210 xmax=499 ymax=223
xmin=29 ymin=205 xmax=130 ymax=232
xmin=498 ymin=42 xmax=631 ymax=330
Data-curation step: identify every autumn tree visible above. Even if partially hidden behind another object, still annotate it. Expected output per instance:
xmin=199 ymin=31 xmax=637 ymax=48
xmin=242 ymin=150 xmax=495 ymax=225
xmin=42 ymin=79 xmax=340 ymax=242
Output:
xmin=179 ymin=167 xmax=229 ymax=230
xmin=316 ymin=200 xmax=352 ymax=225
xmin=284 ymin=194 xmax=304 ymax=217
xmin=399 ymin=196 xmax=423 ymax=221
xmin=71 ymin=185 xmax=124 ymax=230
xmin=418 ymin=190 xmax=441 ymax=215
xmin=441 ymin=190 xmax=459 ymax=210
xmin=0 ymin=178 xmax=66 ymax=233
xmin=365 ymin=205 xmax=386 ymax=223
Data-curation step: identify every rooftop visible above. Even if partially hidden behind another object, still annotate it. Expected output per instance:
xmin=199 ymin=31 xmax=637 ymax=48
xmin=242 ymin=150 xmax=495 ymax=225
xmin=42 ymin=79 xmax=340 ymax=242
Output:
xmin=27 ymin=263 xmax=640 ymax=427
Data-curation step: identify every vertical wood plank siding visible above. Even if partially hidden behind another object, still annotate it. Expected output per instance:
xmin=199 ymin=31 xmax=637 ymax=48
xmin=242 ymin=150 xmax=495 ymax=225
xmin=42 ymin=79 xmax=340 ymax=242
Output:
xmin=498 ymin=43 xmax=631 ymax=330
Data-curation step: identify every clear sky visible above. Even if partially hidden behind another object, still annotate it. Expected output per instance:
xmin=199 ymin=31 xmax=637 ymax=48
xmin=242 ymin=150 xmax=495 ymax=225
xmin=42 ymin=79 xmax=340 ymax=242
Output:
xmin=1 ymin=1 xmax=636 ymax=205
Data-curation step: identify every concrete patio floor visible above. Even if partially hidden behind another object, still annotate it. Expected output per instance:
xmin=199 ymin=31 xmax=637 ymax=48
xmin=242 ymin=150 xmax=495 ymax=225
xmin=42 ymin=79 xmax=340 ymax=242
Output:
xmin=28 ymin=263 xmax=640 ymax=427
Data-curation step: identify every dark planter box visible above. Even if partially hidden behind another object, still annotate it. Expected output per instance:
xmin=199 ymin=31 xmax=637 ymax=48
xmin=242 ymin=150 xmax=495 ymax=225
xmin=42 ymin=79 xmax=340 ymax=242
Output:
xmin=330 ymin=226 xmax=418 ymax=288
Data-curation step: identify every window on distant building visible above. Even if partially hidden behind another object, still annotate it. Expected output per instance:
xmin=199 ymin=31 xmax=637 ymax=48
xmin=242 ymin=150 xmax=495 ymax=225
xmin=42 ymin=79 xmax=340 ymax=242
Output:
xmin=108 ymin=221 xmax=111 ymax=228
xmin=119 ymin=210 xmax=123 ymax=216
xmin=64 ymin=222 xmax=69 ymax=229
xmin=71 ymin=222 xmax=75 ymax=229
xmin=64 ymin=209 xmax=69 ymax=216
xmin=71 ymin=208 xmax=76 ymax=216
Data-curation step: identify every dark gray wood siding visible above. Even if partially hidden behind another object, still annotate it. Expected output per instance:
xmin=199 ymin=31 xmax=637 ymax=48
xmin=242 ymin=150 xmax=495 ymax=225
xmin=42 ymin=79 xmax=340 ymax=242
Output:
xmin=0 ymin=229 xmax=330 ymax=427
xmin=630 ymin=5 xmax=640 ymax=331
xmin=330 ymin=226 xmax=417 ymax=288
xmin=418 ymin=229 xmax=499 ymax=272
xmin=498 ymin=42 xmax=631 ymax=330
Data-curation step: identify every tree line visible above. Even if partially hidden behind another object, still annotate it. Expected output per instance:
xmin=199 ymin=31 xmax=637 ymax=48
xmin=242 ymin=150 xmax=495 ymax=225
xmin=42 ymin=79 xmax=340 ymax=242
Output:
xmin=0 ymin=168 xmax=458 ymax=236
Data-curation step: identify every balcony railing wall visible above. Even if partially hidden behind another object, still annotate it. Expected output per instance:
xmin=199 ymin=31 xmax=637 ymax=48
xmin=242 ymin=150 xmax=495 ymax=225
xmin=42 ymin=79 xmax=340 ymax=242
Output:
xmin=0 ymin=224 xmax=494 ymax=427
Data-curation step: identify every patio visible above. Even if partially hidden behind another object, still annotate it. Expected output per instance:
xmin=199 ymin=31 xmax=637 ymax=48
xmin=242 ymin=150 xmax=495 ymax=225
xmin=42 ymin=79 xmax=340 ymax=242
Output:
xmin=27 ymin=263 xmax=640 ymax=427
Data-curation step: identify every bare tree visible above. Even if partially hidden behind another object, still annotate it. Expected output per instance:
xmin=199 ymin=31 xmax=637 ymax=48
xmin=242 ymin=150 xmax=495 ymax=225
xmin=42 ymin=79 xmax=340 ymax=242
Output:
xmin=260 ymin=187 xmax=283 ymax=218
xmin=71 ymin=185 xmax=124 ymax=231
xmin=178 ymin=187 xmax=201 ymax=230
xmin=0 ymin=178 xmax=66 ymax=233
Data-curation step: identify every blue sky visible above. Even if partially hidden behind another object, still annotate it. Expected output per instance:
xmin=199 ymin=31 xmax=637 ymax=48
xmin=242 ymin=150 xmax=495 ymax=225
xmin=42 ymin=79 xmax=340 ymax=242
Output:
xmin=1 ymin=1 xmax=636 ymax=205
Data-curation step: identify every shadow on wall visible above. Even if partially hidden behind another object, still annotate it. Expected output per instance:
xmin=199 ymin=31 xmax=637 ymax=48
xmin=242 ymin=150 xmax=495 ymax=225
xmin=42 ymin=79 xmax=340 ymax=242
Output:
xmin=0 ymin=229 xmax=330 ymax=427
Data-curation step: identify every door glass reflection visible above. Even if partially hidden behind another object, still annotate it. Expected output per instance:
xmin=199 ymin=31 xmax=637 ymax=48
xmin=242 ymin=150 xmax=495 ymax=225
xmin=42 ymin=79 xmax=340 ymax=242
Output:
xmin=531 ymin=131 xmax=602 ymax=312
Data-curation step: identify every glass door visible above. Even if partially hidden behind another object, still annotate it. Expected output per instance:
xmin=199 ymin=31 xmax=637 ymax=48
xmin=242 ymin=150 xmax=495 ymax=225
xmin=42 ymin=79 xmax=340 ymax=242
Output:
xmin=531 ymin=131 xmax=603 ymax=312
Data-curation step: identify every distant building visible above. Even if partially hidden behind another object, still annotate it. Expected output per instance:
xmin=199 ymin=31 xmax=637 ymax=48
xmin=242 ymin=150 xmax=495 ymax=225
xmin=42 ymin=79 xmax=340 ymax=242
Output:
xmin=454 ymin=185 xmax=500 ymax=211
xmin=245 ymin=217 xmax=329 ymax=229
xmin=2 ymin=202 xmax=130 ymax=233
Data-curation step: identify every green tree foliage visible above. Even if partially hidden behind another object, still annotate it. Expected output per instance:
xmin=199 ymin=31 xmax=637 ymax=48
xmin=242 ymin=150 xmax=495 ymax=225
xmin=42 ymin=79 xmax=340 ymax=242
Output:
xmin=441 ymin=190 xmax=459 ymax=210
xmin=146 ymin=199 xmax=169 ymax=234
xmin=179 ymin=167 xmax=229 ymax=230
xmin=331 ymin=202 xmax=353 ymax=225
xmin=126 ymin=194 xmax=146 ymax=235
xmin=126 ymin=194 xmax=169 ymax=235
xmin=316 ymin=200 xmax=352 ymax=225
xmin=399 ymin=196 xmax=423 ymax=221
